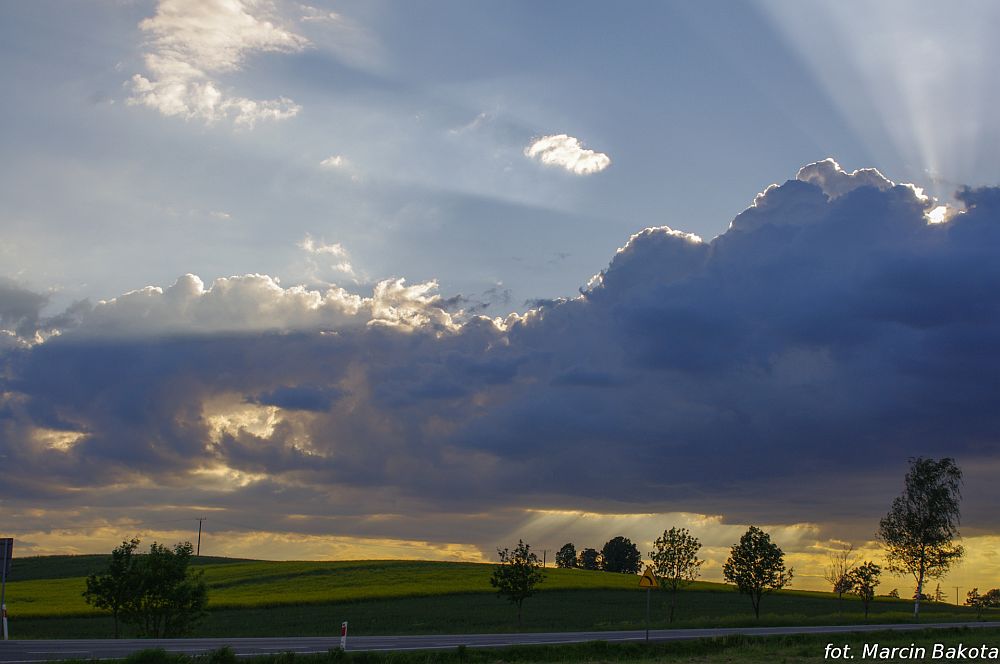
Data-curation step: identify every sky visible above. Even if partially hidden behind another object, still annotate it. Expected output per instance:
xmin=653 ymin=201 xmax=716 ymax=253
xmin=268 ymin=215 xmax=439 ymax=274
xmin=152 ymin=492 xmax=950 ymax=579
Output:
xmin=1 ymin=0 xmax=1000 ymax=595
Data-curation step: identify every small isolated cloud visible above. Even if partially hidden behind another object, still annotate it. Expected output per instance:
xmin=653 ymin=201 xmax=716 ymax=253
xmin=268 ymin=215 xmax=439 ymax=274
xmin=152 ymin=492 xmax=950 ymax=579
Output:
xmin=449 ymin=112 xmax=492 ymax=136
xmin=128 ymin=0 xmax=308 ymax=127
xmin=299 ymin=5 xmax=340 ymax=23
xmin=300 ymin=234 xmax=355 ymax=277
xmin=524 ymin=134 xmax=611 ymax=175
xmin=318 ymin=155 xmax=360 ymax=182
xmin=319 ymin=155 xmax=348 ymax=169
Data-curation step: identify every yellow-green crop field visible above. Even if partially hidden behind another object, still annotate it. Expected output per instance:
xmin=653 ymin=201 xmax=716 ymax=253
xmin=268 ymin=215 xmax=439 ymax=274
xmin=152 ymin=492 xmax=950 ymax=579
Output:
xmin=7 ymin=558 xmax=726 ymax=618
xmin=5 ymin=556 xmax=994 ymax=640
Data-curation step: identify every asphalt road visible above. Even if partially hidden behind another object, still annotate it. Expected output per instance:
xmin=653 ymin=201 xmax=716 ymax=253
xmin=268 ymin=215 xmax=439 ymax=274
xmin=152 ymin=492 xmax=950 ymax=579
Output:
xmin=2 ymin=622 xmax=999 ymax=662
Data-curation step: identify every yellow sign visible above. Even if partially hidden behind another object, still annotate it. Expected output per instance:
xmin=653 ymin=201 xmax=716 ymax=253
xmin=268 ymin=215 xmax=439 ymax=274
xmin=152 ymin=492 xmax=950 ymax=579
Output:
xmin=639 ymin=566 xmax=657 ymax=588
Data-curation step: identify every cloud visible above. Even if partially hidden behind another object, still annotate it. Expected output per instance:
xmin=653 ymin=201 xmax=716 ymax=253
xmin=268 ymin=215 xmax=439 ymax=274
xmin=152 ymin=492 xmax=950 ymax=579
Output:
xmin=300 ymin=234 xmax=348 ymax=257
xmin=319 ymin=155 xmax=348 ymax=169
xmin=0 ymin=278 xmax=48 ymax=339
xmin=4 ymin=162 xmax=1000 ymax=581
xmin=299 ymin=234 xmax=356 ymax=278
xmin=127 ymin=0 xmax=308 ymax=127
xmin=248 ymin=384 xmax=344 ymax=412
xmin=795 ymin=158 xmax=894 ymax=199
xmin=524 ymin=134 xmax=611 ymax=175
xmin=74 ymin=273 xmax=459 ymax=336
xmin=298 ymin=5 xmax=340 ymax=23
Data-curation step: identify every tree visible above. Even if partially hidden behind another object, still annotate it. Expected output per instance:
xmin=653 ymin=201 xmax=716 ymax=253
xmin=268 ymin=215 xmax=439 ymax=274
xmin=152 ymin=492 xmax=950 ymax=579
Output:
xmin=823 ymin=543 xmax=858 ymax=607
xmin=967 ymin=588 xmax=985 ymax=619
xmin=847 ymin=561 xmax=881 ymax=619
xmin=887 ymin=588 xmax=900 ymax=598
xmin=601 ymin=536 xmax=642 ymax=574
xmin=132 ymin=541 xmax=208 ymax=637
xmin=578 ymin=547 xmax=601 ymax=571
xmin=83 ymin=539 xmax=207 ymax=638
xmin=968 ymin=588 xmax=1000 ymax=618
xmin=722 ymin=526 xmax=793 ymax=619
xmin=877 ymin=457 xmax=963 ymax=620
xmin=490 ymin=540 xmax=545 ymax=627
xmin=555 ymin=543 xmax=577 ymax=569
xmin=83 ymin=537 xmax=141 ymax=638
xmin=648 ymin=527 xmax=703 ymax=623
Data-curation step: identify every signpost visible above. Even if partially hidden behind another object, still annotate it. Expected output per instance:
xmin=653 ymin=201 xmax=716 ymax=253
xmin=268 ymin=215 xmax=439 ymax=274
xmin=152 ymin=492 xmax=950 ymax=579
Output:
xmin=638 ymin=565 xmax=657 ymax=641
xmin=340 ymin=621 xmax=348 ymax=651
xmin=1 ymin=537 xmax=12 ymax=641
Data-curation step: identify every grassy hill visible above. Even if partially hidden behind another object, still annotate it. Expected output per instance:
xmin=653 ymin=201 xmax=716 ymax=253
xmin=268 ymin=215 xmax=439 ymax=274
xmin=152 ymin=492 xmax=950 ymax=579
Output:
xmin=3 ymin=556 xmax=991 ymax=639
xmin=6 ymin=558 xmax=670 ymax=617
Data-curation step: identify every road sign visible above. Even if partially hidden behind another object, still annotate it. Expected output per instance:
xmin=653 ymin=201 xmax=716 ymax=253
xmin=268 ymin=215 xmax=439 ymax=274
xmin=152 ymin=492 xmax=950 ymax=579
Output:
xmin=638 ymin=566 xmax=657 ymax=588
xmin=1 ymin=537 xmax=10 ymax=640
xmin=0 ymin=539 xmax=11 ymax=578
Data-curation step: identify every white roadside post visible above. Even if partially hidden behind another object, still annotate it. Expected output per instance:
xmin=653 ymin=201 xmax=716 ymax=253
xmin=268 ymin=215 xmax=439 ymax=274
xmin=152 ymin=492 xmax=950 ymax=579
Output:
xmin=340 ymin=621 xmax=348 ymax=650
xmin=1 ymin=538 xmax=12 ymax=641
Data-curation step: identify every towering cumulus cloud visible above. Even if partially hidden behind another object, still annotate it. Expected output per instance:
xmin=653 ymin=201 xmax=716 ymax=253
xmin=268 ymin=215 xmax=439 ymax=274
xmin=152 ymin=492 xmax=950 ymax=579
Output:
xmin=2 ymin=160 xmax=999 ymax=557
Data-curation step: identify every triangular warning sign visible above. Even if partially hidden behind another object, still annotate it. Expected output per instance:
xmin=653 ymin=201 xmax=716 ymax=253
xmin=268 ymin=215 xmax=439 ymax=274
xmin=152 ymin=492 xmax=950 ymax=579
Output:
xmin=639 ymin=566 xmax=657 ymax=588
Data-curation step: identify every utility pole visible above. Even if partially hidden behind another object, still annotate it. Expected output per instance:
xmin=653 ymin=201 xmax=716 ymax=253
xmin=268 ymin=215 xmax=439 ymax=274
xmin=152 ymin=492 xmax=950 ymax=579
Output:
xmin=542 ymin=550 xmax=547 ymax=568
xmin=196 ymin=517 xmax=206 ymax=556
xmin=956 ymin=586 xmax=961 ymax=606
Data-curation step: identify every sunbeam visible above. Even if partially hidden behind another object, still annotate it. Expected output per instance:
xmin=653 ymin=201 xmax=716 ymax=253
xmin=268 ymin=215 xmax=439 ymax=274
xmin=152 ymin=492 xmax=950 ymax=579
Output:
xmin=758 ymin=0 xmax=1000 ymax=201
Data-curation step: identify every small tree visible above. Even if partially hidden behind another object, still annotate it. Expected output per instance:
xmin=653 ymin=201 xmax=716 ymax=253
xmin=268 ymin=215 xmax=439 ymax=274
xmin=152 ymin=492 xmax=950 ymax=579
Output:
xmin=555 ymin=543 xmax=577 ymax=569
xmin=887 ymin=588 xmax=899 ymax=598
xmin=847 ymin=561 xmax=881 ymax=619
xmin=578 ymin=547 xmax=601 ymax=571
xmin=967 ymin=588 xmax=985 ymax=619
xmin=83 ymin=537 xmax=141 ymax=638
xmin=490 ymin=540 xmax=545 ymax=627
xmin=132 ymin=541 xmax=208 ymax=637
xmin=648 ymin=527 xmax=703 ymax=623
xmin=877 ymin=457 xmax=963 ymax=620
xmin=722 ymin=526 xmax=793 ymax=619
xmin=83 ymin=539 xmax=207 ymax=638
xmin=601 ymin=536 xmax=642 ymax=574
xmin=823 ymin=543 xmax=858 ymax=608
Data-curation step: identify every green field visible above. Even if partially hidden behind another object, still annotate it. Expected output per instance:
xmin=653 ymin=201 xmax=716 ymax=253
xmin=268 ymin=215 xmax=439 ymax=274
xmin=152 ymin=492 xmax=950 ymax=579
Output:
xmin=4 ymin=556 xmax=993 ymax=640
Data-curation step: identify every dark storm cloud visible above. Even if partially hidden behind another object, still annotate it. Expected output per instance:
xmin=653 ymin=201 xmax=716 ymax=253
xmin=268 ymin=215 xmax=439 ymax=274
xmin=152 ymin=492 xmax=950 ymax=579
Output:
xmin=248 ymin=385 xmax=345 ymax=412
xmin=3 ymin=161 xmax=1000 ymax=541
xmin=0 ymin=278 xmax=48 ymax=336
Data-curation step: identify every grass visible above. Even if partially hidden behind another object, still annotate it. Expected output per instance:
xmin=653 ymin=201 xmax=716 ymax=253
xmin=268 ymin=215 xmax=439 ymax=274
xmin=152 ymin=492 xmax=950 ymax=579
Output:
xmin=4 ymin=556 xmax=994 ymax=640
xmin=5 ymin=559 xmax=654 ymax=618
xmin=41 ymin=627 xmax=1000 ymax=663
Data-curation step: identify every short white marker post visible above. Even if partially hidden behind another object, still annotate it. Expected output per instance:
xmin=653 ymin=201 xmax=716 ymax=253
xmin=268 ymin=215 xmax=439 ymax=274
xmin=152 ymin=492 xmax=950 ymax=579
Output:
xmin=340 ymin=621 xmax=348 ymax=651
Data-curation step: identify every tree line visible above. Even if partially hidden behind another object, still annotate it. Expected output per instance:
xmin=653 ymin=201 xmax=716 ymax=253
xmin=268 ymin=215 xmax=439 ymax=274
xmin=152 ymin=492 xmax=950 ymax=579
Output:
xmin=553 ymin=536 xmax=643 ymax=573
xmin=493 ymin=457 xmax=991 ymax=624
